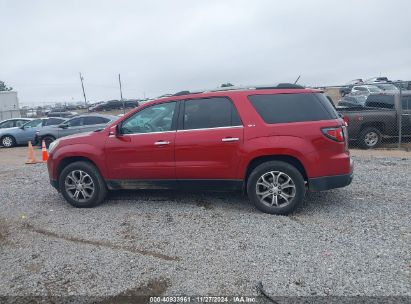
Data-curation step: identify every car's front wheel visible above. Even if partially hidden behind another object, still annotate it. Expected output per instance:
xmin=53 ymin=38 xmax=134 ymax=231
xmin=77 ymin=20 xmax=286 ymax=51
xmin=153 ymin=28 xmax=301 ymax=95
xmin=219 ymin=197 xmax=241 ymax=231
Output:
xmin=247 ymin=161 xmax=305 ymax=215
xmin=1 ymin=136 xmax=16 ymax=148
xmin=59 ymin=161 xmax=107 ymax=208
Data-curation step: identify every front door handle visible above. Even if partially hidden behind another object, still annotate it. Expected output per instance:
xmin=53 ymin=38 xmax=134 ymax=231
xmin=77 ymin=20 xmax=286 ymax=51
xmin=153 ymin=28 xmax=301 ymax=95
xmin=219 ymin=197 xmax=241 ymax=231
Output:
xmin=222 ymin=137 xmax=240 ymax=142
xmin=154 ymin=140 xmax=170 ymax=145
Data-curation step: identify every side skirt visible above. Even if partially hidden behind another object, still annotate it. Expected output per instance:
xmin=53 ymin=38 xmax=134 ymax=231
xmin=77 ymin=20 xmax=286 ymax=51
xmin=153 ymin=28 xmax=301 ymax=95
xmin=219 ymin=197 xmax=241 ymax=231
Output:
xmin=106 ymin=179 xmax=243 ymax=191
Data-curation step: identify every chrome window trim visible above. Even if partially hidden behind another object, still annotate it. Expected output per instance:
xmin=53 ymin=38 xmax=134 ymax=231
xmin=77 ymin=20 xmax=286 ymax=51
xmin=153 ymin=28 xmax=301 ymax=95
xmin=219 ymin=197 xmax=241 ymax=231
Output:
xmin=177 ymin=125 xmax=243 ymax=133
xmin=112 ymin=125 xmax=244 ymax=137
xmin=115 ymin=130 xmax=177 ymax=137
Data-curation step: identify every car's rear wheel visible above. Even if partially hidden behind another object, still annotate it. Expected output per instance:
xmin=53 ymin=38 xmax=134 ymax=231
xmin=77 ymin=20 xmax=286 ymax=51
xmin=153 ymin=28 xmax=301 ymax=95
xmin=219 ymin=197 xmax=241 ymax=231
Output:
xmin=247 ymin=161 xmax=305 ymax=215
xmin=358 ymin=127 xmax=381 ymax=149
xmin=43 ymin=135 xmax=56 ymax=148
xmin=1 ymin=136 xmax=16 ymax=148
xmin=59 ymin=161 xmax=107 ymax=208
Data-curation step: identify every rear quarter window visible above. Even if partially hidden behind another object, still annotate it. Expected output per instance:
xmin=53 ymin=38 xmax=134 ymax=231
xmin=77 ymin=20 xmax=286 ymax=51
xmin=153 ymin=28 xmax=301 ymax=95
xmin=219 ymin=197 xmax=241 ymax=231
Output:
xmin=248 ymin=93 xmax=337 ymax=124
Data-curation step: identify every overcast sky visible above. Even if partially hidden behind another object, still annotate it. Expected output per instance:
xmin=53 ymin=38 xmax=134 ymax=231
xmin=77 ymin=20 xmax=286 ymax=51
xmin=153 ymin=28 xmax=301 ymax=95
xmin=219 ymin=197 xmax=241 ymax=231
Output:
xmin=1 ymin=0 xmax=410 ymax=106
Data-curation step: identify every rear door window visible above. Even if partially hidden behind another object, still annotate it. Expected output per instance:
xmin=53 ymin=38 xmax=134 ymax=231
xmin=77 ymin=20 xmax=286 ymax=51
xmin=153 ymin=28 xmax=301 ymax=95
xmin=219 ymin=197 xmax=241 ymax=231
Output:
xmin=248 ymin=93 xmax=337 ymax=124
xmin=183 ymin=97 xmax=242 ymax=130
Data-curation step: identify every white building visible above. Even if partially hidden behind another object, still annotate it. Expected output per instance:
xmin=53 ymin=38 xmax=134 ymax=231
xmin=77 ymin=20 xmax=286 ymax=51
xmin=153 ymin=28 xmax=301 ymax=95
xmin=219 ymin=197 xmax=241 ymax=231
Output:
xmin=0 ymin=91 xmax=21 ymax=120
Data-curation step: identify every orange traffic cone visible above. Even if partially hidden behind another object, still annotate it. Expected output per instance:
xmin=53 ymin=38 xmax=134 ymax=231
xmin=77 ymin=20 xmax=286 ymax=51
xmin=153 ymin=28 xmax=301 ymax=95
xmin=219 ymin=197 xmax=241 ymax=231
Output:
xmin=25 ymin=141 xmax=38 ymax=164
xmin=42 ymin=140 xmax=49 ymax=162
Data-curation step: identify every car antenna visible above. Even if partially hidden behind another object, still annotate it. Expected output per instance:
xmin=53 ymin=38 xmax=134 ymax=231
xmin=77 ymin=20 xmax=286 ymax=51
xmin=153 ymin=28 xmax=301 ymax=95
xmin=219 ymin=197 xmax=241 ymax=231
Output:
xmin=294 ymin=75 xmax=301 ymax=84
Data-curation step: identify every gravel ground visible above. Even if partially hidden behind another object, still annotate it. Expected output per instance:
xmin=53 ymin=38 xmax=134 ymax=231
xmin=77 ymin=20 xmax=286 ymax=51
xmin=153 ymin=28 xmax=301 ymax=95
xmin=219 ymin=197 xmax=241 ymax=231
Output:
xmin=0 ymin=153 xmax=410 ymax=300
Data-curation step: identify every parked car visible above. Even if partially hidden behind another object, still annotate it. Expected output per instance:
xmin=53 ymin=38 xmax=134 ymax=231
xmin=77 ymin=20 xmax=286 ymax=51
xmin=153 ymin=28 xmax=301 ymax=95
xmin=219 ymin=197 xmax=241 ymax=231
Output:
xmin=0 ymin=117 xmax=66 ymax=148
xmin=47 ymin=111 xmax=78 ymax=118
xmin=337 ymin=92 xmax=411 ymax=148
xmin=351 ymin=85 xmax=382 ymax=95
xmin=47 ymin=84 xmax=353 ymax=215
xmin=38 ymin=114 xmax=117 ymax=147
xmin=364 ymin=76 xmax=390 ymax=83
xmin=0 ymin=118 xmax=32 ymax=129
xmin=89 ymin=100 xmax=139 ymax=112
xmin=339 ymin=79 xmax=364 ymax=97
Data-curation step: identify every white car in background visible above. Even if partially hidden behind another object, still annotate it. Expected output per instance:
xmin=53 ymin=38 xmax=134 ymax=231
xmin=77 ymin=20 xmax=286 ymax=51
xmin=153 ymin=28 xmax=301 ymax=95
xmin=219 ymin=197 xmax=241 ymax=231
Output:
xmin=351 ymin=85 xmax=382 ymax=95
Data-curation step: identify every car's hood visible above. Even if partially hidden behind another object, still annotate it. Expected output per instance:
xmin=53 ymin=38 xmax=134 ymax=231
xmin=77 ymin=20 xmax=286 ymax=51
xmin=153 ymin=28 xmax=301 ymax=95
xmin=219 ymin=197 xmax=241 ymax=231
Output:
xmin=58 ymin=131 xmax=96 ymax=145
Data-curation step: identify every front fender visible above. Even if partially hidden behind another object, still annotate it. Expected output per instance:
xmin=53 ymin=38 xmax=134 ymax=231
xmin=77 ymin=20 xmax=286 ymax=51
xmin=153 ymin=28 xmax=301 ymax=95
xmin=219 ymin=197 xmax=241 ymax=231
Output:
xmin=48 ymin=143 xmax=108 ymax=180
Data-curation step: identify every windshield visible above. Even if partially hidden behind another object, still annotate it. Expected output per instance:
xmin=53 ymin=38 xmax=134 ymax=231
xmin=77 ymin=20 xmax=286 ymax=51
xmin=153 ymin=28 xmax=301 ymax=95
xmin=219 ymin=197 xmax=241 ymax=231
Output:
xmin=23 ymin=119 xmax=42 ymax=128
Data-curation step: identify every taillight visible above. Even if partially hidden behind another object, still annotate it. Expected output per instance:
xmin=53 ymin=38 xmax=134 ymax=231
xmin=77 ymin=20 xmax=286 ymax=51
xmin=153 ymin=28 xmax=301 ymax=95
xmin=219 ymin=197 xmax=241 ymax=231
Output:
xmin=322 ymin=127 xmax=345 ymax=142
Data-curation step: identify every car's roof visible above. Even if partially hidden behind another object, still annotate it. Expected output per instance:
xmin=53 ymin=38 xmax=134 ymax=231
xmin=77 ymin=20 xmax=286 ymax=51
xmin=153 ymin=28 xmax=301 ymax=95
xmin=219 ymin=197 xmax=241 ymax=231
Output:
xmin=1 ymin=118 xmax=32 ymax=122
xmin=143 ymin=84 xmax=320 ymax=106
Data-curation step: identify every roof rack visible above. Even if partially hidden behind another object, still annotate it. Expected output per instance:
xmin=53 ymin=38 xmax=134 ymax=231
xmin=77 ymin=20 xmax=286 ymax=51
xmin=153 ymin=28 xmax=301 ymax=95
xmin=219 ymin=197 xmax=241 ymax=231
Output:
xmin=173 ymin=83 xmax=305 ymax=96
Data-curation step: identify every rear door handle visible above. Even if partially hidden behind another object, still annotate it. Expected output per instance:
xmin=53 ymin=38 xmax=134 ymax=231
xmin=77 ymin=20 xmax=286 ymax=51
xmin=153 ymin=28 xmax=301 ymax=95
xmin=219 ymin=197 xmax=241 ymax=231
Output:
xmin=154 ymin=140 xmax=170 ymax=145
xmin=222 ymin=137 xmax=240 ymax=142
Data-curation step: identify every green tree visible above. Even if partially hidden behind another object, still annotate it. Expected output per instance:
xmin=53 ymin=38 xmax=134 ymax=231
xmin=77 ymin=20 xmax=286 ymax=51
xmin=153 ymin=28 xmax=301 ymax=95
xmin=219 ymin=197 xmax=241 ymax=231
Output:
xmin=220 ymin=83 xmax=234 ymax=87
xmin=0 ymin=81 xmax=13 ymax=91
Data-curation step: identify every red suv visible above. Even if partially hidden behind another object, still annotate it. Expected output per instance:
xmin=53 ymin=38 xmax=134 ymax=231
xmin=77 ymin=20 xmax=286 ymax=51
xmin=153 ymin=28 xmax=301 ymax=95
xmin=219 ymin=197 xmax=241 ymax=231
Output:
xmin=47 ymin=84 xmax=353 ymax=214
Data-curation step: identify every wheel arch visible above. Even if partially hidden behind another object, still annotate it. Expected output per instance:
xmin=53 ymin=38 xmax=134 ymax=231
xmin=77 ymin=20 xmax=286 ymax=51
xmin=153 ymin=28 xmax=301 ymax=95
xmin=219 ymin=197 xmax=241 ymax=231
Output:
xmin=57 ymin=156 xmax=100 ymax=180
xmin=244 ymin=155 xmax=308 ymax=187
xmin=360 ymin=121 xmax=385 ymax=133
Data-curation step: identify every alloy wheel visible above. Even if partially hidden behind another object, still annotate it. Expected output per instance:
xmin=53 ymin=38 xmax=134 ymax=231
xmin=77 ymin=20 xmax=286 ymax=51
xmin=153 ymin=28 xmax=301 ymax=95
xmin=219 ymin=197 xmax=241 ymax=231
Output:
xmin=64 ymin=170 xmax=95 ymax=202
xmin=256 ymin=171 xmax=296 ymax=207
xmin=2 ymin=136 xmax=13 ymax=147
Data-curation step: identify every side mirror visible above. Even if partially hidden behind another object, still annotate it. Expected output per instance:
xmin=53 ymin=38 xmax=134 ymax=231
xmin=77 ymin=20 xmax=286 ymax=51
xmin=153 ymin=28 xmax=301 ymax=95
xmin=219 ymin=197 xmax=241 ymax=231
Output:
xmin=59 ymin=124 xmax=68 ymax=129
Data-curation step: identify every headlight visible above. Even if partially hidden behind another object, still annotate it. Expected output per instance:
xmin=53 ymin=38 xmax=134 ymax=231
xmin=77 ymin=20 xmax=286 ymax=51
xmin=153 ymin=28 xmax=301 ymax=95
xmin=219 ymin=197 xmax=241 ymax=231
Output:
xmin=48 ymin=139 xmax=60 ymax=153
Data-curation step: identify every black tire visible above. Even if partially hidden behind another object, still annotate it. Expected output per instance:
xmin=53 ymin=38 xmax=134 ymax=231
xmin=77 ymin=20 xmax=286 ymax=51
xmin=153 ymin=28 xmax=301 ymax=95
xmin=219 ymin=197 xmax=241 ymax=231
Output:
xmin=247 ymin=161 xmax=305 ymax=215
xmin=358 ymin=127 xmax=381 ymax=149
xmin=43 ymin=135 xmax=56 ymax=148
xmin=1 ymin=135 xmax=16 ymax=148
xmin=58 ymin=161 xmax=107 ymax=208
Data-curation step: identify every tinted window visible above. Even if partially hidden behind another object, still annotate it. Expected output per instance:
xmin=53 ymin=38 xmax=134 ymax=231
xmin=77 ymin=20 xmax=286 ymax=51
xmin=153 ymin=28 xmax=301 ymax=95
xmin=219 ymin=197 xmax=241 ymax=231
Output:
xmin=121 ymin=102 xmax=176 ymax=134
xmin=248 ymin=93 xmax=337 ymax=124
xmin=45 ymin=118 xmax=65 ymax=126
xmin=66 ymin=117 xmax=82 ymax=127
xmin=83 ymin=116 xmax=110 ymax=125
xmin=366 ymin=95 xmax=394 ymax=109
xmin=183 ymin=97 xmax=241 ymax=130
xmin=0 ymin=120 xmax=15 ymax=128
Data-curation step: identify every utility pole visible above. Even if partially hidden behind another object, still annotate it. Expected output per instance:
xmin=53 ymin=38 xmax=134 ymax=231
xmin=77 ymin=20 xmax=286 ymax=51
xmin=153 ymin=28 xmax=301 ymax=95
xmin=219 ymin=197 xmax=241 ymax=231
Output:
xmin=118 ymin=74 xmax=125 ymax=114
xmin=79 ymin=73 xmax=87 ymax=107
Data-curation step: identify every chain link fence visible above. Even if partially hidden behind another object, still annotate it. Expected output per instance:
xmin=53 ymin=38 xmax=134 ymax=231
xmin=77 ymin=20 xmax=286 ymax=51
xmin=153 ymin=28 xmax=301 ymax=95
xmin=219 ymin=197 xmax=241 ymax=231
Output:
xmin=323 ymin=81 xmax=411 ymax=150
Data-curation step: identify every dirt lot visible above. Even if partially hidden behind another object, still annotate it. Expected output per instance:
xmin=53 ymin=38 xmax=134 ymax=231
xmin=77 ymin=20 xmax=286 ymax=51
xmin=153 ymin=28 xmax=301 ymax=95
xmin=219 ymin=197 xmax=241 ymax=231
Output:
xmin=0 ymin=147 xmax=410 ymax=300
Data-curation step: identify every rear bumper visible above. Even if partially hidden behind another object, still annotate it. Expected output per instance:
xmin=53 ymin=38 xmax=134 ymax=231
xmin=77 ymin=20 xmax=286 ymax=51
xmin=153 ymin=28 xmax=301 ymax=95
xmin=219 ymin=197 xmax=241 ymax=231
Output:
xmin=308 ymin=172 xmax=353 ymax=191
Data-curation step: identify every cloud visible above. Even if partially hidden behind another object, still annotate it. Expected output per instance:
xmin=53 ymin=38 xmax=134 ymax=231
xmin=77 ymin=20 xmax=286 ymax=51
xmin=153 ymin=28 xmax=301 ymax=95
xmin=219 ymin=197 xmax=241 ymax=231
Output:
xmin=1 ymin=0 xmax=410 ymax=105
